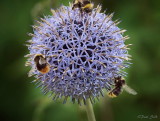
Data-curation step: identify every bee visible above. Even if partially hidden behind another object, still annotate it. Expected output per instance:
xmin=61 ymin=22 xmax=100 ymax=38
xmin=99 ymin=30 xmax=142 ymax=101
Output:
xmin=72 ymin=0 xmax=94 ymax=13
xmin=34 ymin=54 xmax=50 ymax=74
xmin=108 ymin=76 xmax=137 ymax=98
xmin=72 ymin=0 xmax=82 ymax=10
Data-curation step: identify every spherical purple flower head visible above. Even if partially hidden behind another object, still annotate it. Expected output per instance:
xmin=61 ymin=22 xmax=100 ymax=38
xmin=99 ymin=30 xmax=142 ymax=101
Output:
xmin=25 ymin=4 xmax=131 ymax=104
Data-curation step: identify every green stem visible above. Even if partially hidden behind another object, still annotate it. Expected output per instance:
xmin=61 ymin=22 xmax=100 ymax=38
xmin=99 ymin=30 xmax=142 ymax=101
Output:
xmin=85 ymin=99 xmax=96 ymax=121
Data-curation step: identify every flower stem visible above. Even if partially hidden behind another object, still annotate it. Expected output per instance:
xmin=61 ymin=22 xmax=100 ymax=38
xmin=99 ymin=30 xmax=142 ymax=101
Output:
xmin=85 ymin=99 xmax=96 ymax=121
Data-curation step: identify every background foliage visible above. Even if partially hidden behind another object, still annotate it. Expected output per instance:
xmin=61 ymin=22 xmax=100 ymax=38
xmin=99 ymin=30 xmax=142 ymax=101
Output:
xmin=0 ymin=0 xmax=160 ymax=121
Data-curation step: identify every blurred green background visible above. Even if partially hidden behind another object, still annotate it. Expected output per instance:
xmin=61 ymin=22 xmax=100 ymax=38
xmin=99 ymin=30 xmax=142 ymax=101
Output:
xmin=0 ymin=0 xmax=160 ymax=121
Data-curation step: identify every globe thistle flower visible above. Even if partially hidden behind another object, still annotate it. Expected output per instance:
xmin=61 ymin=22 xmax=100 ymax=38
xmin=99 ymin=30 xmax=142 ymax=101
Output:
xmin=25 ymin=3 xmax=131 ymax=104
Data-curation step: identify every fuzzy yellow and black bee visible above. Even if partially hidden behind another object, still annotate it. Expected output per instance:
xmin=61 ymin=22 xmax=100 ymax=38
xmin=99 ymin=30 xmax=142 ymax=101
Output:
xmin=108 ymin=76 xmax=137 ymax=98
xmin=72 ymin=0 xmax=94 ymax=13
xmin=34 ymin=54 xmax=50 ymax=74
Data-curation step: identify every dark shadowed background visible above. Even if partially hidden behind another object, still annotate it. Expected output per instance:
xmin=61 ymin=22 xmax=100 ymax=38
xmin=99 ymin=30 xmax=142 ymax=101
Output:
xmin=0 ymin=0 xmax=160 ymax=121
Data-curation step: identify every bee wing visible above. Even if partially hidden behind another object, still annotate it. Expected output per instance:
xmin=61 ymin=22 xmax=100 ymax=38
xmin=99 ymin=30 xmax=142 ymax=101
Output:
xmin=39 ymin=56 xmax=47 ymax=65
xmin=123 ymin=85 xmax=137 ymax=95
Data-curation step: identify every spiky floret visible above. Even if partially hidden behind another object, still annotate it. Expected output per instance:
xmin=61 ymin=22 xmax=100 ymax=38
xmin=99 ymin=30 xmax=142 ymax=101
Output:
xmin=25 ymin=4 xmax=131 ymax=104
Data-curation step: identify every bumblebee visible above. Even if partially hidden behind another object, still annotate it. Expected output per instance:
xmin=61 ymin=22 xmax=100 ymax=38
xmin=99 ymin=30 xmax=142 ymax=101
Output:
xmin=108 ymin=76 xmax=137 ymax=98
xmin=72 ymin=0 xmax=82 ymax=9
xmin=34 ymin=54 xmax=50 ymax=74
xmin=72 ymin=0 xmax=94 ymax=13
